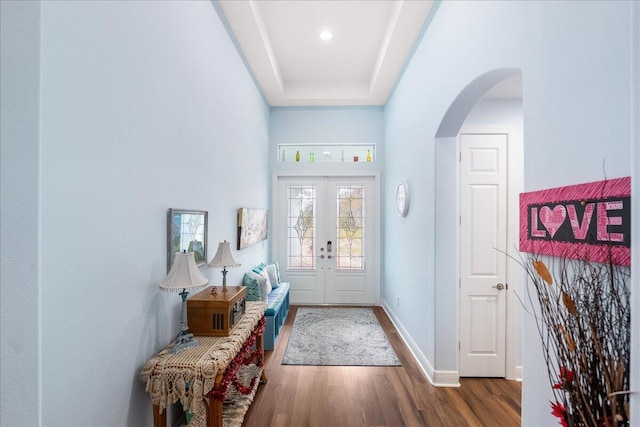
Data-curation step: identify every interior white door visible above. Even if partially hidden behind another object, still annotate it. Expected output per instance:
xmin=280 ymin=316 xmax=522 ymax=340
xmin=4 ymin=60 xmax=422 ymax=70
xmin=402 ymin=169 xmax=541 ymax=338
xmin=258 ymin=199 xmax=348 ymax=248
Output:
xmin=459 ymin=133 xmax=508 ymax=377
xmin=275 ymin=176 xmax=376 ymax=305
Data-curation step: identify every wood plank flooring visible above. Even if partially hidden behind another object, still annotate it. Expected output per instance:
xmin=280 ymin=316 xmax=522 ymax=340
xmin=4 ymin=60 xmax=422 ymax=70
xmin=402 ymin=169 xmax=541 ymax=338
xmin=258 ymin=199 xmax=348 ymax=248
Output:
xmin=243 ymin=306 xmax=521 ymax=426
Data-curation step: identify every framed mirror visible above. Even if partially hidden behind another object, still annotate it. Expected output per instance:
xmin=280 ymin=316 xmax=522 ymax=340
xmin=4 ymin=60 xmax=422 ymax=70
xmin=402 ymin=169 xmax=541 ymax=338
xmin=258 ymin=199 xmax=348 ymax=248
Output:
xmin=167 ymin=209 xmax=208 ymax=272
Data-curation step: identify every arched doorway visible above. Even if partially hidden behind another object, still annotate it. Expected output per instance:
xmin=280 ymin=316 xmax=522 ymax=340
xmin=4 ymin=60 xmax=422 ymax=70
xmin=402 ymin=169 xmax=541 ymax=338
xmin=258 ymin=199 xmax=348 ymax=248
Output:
xmin=433 ymin=69 xmax=524 ymax=384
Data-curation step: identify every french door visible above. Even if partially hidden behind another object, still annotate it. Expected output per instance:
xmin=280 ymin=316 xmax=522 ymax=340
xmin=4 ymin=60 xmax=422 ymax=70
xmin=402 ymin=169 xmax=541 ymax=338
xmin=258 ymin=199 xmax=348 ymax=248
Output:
xmin=274 ymin=176 xmax=378 ymax=305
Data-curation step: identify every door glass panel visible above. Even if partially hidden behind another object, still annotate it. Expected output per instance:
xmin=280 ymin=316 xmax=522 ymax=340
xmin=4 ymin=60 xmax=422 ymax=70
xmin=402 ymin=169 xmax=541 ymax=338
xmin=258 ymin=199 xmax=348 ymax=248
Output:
xmin=287 ymin=185 xmax=316 ymax=270
xmin=336 ymin=185 xmax=365 ymax=270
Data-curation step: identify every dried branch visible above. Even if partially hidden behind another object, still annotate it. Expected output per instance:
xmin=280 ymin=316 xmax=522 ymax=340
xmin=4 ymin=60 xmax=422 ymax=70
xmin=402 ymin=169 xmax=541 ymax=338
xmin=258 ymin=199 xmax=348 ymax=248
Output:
xmin=510 ymin=252 xmax=630 ymax=426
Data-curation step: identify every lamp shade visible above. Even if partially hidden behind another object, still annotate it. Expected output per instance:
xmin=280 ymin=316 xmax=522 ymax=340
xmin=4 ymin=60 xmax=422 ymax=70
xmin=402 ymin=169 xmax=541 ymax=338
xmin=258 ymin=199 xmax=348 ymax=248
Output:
xmin=160 ymin=251 xmax=208 ymax=292
xmin=208 ymin=240 xmax=241 ymax=268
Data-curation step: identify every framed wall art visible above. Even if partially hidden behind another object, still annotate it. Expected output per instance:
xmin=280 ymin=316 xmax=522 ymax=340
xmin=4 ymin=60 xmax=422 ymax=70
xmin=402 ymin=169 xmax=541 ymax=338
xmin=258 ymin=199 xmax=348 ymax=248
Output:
xmin=519 ymin=177 xmax=631 ymax=266
xmin=167 ymin=208 xmax=208 ymax=272
xmin=237 ymin=208 xmax=268 ymax=250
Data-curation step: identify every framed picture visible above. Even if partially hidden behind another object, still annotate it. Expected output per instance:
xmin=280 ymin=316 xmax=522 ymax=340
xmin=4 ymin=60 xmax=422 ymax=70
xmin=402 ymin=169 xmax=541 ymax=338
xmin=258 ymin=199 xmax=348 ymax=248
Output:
xmin=237 ymin=208 xmax=268 ymax=250
xmin=519 ymin=177 xmax=630 ymax=266
xmin=167 ymin=209 xmax=208 ymax=272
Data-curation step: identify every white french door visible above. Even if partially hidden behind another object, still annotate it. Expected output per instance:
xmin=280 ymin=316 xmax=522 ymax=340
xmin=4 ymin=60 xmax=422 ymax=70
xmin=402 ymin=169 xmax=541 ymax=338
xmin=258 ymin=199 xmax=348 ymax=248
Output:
xmin=274 ymin=176 xmax=378 ymax=305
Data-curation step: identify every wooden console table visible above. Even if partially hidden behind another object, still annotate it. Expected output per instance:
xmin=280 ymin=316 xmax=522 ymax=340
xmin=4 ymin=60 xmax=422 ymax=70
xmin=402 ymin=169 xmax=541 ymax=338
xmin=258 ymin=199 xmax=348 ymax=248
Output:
xmin=139 ymin=301 xmax=267 ymax=427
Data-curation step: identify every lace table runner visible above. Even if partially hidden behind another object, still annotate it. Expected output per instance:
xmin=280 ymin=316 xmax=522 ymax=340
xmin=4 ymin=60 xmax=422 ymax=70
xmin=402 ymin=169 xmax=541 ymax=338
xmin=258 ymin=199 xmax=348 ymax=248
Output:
xmin=139 ymin=301 xmax=266 ymax=414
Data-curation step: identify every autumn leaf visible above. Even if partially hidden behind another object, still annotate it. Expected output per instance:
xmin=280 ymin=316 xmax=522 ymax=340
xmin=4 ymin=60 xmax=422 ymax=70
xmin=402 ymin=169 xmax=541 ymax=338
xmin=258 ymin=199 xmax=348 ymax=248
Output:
xmin=562 ymin=291 xmax=578 ymax=316
xmin=558 ymin=324 xmax=576 ymax=352
xmin=533 ymin=260 xmax=553 ymax=284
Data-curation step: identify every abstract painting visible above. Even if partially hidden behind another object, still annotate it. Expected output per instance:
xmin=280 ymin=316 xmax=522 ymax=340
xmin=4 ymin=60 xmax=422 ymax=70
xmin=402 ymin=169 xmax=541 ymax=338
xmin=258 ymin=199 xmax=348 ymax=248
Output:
xmin=237 ymin=208 xmax=268 ymax=250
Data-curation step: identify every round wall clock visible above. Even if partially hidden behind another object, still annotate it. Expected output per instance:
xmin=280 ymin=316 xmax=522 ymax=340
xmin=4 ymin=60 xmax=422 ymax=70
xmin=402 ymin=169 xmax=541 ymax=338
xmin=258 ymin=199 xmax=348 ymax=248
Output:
xmin=396 ymin=180 xmax=409 ymax=217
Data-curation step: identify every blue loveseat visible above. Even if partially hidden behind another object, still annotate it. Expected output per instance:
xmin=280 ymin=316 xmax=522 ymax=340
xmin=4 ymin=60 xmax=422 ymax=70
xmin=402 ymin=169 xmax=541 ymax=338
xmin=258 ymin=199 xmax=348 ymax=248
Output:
xmin=242 ymin=263 xmax=290 ymax=350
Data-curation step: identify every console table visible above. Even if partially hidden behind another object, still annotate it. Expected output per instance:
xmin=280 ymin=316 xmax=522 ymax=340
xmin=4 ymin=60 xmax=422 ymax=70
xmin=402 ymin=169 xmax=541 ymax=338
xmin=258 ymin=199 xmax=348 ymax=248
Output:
xmin=139 ymin=301 xmax=267 ymax=427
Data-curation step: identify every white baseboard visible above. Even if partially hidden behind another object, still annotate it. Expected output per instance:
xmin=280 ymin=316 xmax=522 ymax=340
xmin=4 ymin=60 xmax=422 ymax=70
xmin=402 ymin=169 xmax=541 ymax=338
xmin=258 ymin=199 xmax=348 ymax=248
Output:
xmin=514 ymin=365 xmax=523 ymax=382
xmin=381 ymin=300 xmax=460 ymax=388
xmin=432 ymin=370 xmax=460 ymax=387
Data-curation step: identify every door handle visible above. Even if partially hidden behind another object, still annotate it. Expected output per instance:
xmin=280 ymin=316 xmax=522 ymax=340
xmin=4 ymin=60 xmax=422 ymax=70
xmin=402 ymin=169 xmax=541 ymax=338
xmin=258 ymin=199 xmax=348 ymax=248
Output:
xmin=492 ymin=283 xmax=505 ymax=291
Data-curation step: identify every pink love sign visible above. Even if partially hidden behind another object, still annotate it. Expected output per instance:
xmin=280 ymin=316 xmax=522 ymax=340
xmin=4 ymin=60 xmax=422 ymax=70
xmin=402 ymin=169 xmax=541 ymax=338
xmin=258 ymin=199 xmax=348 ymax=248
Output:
xmin=535 ymin=205 xmax=568 ymax=238
xmin=520 ymin=177 xmax=631 ymax=266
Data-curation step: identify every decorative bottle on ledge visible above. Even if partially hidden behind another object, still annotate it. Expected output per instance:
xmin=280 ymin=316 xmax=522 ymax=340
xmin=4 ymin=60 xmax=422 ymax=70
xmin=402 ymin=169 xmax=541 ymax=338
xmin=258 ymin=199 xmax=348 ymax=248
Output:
xmin=366 ymin=149 xmax=372 ymax=162
xmin=295 ymin=151 xmax=300 ymax=162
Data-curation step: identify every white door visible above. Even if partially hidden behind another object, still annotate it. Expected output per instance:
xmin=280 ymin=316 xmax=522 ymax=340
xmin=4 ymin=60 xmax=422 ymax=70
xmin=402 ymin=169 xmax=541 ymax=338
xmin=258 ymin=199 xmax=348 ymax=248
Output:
xmin=275 ymin=176 xmax=377 ymax=305
xmin=459 ymin=133 xmax=508 ymax=377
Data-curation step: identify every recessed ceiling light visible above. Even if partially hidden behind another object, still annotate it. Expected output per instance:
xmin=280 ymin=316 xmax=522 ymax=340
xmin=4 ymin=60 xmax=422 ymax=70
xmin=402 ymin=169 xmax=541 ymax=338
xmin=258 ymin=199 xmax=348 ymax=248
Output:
xmin=319 ymin=30 xmax=333 ymax=41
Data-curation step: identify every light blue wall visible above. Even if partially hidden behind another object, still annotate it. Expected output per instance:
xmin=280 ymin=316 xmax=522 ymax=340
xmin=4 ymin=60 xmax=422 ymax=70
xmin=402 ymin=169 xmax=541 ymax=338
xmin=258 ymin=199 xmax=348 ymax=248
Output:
xmin=269 ymin=106 xmax=385 ymax=173
xmin=384 ymin=1 xmax=634 ymax=425
xmin=0 ymin=2 xmax=42 ymax=426
xmin=270 ymin=106 xmax=384 ymax=158
xmin=463 ymin=99 xmax=523 ymax=129
xmin=1 ymin=1 xmax=269 ymax=425
xmin=630 ymin=2 xmax=639 ymax=422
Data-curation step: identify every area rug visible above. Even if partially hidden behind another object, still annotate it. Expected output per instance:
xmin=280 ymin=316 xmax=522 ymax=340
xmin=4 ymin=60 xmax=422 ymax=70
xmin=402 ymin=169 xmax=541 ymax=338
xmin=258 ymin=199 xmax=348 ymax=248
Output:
xmin=282 ymin=307 xmax=401 ymax=366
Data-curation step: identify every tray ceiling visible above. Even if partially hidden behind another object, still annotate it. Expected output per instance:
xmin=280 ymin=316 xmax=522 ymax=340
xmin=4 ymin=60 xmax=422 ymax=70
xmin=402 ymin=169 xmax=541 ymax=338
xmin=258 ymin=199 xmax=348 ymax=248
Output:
xmin=218 ymin=1 xmax=435 ymax=106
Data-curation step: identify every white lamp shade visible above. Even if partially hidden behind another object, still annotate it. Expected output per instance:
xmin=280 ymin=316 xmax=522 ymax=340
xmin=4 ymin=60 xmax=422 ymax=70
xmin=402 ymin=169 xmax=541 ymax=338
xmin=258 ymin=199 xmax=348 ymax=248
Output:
xmin=160 ymin=251 xmax=208 ymax=292
xmin=208 ymin=241 xmax=241 ymax=268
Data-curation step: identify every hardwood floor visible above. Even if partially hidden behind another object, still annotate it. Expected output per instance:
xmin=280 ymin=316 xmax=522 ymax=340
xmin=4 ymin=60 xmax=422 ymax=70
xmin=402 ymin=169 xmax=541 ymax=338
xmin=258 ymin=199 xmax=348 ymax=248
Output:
xmin=243 ymin=306 xmax=521 ymax=427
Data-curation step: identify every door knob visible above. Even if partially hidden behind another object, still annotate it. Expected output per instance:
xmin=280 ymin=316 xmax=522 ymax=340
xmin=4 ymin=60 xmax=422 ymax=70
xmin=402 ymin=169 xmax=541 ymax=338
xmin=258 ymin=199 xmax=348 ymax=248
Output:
xmin=319 ymin=254 xmax=325 ymax=259
xmin=492 ymin=283 xmax=505 ymax=290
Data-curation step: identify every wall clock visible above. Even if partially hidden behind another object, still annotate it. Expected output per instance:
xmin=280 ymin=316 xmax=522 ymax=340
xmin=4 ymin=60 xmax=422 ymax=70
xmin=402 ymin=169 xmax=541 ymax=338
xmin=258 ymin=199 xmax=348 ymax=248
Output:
xmin=396 ymin=180 xmax=409 ymax=217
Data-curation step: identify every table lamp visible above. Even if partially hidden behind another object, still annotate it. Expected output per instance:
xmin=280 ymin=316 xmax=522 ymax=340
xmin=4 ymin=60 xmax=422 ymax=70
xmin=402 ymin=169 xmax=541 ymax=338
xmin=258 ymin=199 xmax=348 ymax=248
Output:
xmin=208 ymin=240 xmax=241 ymax=291
xmin=159 ymin=250 xmax=208 ymax=353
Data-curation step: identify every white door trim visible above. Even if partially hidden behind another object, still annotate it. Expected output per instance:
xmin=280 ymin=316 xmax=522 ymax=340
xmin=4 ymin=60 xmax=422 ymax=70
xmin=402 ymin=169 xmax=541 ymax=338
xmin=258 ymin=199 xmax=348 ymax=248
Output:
xmin=272 ymin=170 xmax=381 ymax=305
xmin=456 ymin=126 xmax=524 ymax=381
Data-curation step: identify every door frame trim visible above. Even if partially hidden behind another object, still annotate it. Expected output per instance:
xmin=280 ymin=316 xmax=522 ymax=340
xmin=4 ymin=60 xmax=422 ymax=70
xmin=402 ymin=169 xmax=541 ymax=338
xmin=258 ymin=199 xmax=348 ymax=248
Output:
xmin=456 ymin=126 xmax=524 ymax=381
xmin=272 ymin=170 xmax=381 ymax=305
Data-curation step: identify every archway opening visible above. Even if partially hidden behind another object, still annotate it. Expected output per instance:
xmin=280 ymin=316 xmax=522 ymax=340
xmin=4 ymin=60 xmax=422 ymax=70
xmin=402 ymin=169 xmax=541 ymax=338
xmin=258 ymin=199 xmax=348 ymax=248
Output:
xmin=433 ymin=69 xmax=523 ymax=385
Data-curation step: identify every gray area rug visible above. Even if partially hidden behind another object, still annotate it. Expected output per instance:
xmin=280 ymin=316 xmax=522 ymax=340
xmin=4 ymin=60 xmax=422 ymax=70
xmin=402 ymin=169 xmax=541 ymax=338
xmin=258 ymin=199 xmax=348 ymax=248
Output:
xmin=282 ymin=307 xmax=401 ymax=366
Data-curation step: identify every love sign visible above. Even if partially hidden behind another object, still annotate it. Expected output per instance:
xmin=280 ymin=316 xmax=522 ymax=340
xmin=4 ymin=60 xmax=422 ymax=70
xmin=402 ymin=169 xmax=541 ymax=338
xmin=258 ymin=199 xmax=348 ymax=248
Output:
xmin=520 ymin=177 xmax=631 ymax=266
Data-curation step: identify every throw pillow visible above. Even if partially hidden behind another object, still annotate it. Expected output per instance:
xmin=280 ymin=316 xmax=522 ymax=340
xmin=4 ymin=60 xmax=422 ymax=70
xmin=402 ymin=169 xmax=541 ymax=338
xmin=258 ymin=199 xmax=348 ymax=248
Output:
xmin=272 ymin=261 xmax=281 ymax=283
xmin=242 ymin=271 xmax=262 ymax=301
xmin=252 ymin=263 xmax=266 ymax=274
xmin=257 ymin=270 xmax=272 ymax=302
xmin=264 ymin=263 xmax=280 ymax=288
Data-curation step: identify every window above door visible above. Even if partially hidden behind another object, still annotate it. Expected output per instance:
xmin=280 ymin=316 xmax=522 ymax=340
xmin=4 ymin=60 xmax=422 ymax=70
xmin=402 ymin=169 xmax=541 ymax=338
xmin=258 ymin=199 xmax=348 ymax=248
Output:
xmin=278 ymin=143 xmax=375 ymax=163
